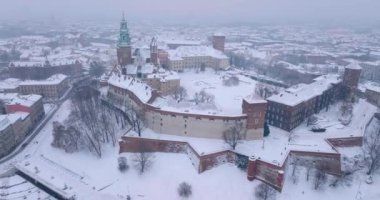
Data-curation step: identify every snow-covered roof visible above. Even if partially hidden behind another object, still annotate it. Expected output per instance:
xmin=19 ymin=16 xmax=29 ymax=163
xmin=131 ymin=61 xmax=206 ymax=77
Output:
xmin=141 ymin=63 xmax=155 ymax=74
xmin=267 ymin=74 xmax=341 ymax=106
xmin=108 ymin=74 xmax=153 ymax=103
xmin=345 ymin=62 xmax=362 ymax=70
xmin=0 ymin=112 xmax=29 ymax=131
xmin=244 ymin=94 xmax=267 ymax=104
xmin=0 ymin=78 xmax=21 ymax=91
xmin=125 ymin=65 xmax=138 ymax=75
xmin=163 ymin=39 xmax=201 ymax=46
xmin=19 ymin=74 xmax=68 ymax=86
xmin=146 ymin=70 xmax=180 ymax=82
xmin=167 ymin=45 xmax=228 ymax=60
xmin=366 ymin=83 xmax=380 ymax=93
xmin=0 ymin=93 xmax=42 ymax=107
xmin=10 ymin=59 xmax=78 ymax=68
xmin=0 ymin=115 xmax=11 ymax=131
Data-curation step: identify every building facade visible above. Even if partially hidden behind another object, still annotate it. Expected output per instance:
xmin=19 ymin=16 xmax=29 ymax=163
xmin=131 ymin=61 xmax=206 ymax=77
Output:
xmin=167 ymin=46 xmax=230 ymax=72
xmin=9 ymin=60 xmax=82 ymax=80
xmin=0 ymin=93 xmax=45 ymax=126
xmin=266 ymin=75 xmax=341 ymax=131
xmin=18 ymin=74 xmax=69 ymax=99
xmin=365 ymin=85 xmax=380 ymax=107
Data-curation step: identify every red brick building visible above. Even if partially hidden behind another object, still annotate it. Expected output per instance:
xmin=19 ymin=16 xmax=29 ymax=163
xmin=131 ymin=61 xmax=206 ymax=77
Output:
xmin=212 ymin=35 xmax=226 ymax=52
xmin=266 ymin=75 xmax=341 ymax=131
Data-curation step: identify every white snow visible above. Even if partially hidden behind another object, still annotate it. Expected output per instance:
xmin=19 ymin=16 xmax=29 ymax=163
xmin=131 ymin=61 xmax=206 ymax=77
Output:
xmin=267 ymin=74 xmax=341 ymax=106
xmin=155 ymin=68 xmax=259 ymax=115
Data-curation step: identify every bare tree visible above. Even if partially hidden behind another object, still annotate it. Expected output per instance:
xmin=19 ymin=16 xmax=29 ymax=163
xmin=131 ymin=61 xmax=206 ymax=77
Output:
xmin=291 ymin=158 xmax=299 ymax=184
xmin=52 ymin=86 xmax=127 ymax=157
xmin=223 ymin=122 xmax=246 ymax=150
xmin=194 ymin=90 xmax=214 ymax=104
xmin=255 ymin=83 xmax=266 ymax=98
xmin=314 ymin=168 xmax=327 ymax=190
xmin=363 ymin=124 xmax=380 ymax=175
xmin=0 ymin=99 xmax=5 ymax=114
xmin=118 ymin=156 xmax=129 ymax=172
xmin=223 ymin=76 xmax=239 ymax=86
xmin=133 ymin=143 xmax=154 ymax=174
xmin=177 ymin=182 xmax=192 ymax=198
xmin=254 ymin=183 xmax=276 ymax=200
xmin=130 ymin=109 xmax=145 ymax=137
xmin=288 ymin=131 xmax=297 ymax=143
xmin=307 ymin=115 xmax=318 ymax=127
xmin=173 ymin=86 xmax=187 ymax=101
xmin=339 ymin=102 xmax=353 ymax=125
xmin=314 ymin=162 xmax=330 ymax=190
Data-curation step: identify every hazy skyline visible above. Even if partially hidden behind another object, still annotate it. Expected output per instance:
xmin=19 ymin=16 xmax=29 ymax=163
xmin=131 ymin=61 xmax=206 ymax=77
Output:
xmin=0 ymin=0 xmax=380 ymax=25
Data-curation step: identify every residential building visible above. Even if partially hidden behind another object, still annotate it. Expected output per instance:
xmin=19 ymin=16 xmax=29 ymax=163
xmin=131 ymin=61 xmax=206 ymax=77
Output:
xmin=18 ymin=74 xmax=69 ymax=99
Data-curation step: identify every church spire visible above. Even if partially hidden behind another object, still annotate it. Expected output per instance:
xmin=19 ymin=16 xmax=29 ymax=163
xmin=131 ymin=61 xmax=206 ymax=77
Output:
xmin=118 ymin=13 xmax=131 ymax=47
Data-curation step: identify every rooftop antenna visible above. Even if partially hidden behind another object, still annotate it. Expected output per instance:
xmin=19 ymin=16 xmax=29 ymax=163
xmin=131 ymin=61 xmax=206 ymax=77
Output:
xmin=122 ymin=11 xmax=125 ymax=20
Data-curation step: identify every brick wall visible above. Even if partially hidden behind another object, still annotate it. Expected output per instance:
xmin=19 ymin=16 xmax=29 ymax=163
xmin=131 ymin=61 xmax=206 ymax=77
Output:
xmin=327 ymin=137 xmax=363 ymax=147
xmin=119 ymin=136 xmax=237 ymax=173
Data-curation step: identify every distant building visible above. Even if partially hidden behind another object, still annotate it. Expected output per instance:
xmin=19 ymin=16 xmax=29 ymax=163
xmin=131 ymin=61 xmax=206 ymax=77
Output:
xmin=266 ymin=75 xmax=341 ymax=131
xmin=0 ymin=112 xmax=32 ymax=158
xmin=0 ymin=115 xmax=16 ymax=158
xmin=0 ymin=93 xmax=43 ymax=158
xmin=145 ymin=71 xmax=180 ymax=95
xmin=167 ymin=46 xmax=229 ymax=72
xmin=0 ymin=78 xmax=21 ymax=93
xmin=0 ymin=93 xmax=45 ymax=126
xmin=359 ymin=61 xmax=380 ymax=83
xmin=18 ymin=74 xmax=69 ymax=99
xmin=212 ymin=34 xmax=225 ymax=52
xmin=365 ymin=84 xmax=380 ymax=107
xmin=9 ymin=59 xmax=82 ymax=80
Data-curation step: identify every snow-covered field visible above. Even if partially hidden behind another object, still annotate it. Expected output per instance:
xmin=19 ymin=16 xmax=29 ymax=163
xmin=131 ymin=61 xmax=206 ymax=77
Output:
xmin=156 ymin=68 xmax=259 ymax=116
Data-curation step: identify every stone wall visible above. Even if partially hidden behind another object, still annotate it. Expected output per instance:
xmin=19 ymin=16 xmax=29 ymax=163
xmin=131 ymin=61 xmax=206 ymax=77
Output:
xmin=120 ymin=136 xmax=346 ymax=191
xmin=108 ymin=84 xmax=265 ymax=140
xmin=119 ymin=136 xmax=237 ymax=173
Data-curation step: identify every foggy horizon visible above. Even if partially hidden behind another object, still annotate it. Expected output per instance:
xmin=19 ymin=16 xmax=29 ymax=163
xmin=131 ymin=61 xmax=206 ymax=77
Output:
xmin=0 ymin=0 xmax=380 ymax=26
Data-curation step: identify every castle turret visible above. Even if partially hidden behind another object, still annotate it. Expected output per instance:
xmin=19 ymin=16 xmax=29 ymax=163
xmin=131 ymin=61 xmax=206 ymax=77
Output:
xmin=242 ymin=94 xmax=267 ymax=140
xmin=342 ymin=62 xmax=361 ymax=100
xmin=212 ymin=34 xmax=225 ymax=52
xmin=343 ymin=62 xmax=362 ymax=89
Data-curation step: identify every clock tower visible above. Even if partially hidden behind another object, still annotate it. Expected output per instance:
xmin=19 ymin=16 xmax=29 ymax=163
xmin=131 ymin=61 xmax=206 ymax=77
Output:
xmin=117 ymin=13 xmax=132 ymax=67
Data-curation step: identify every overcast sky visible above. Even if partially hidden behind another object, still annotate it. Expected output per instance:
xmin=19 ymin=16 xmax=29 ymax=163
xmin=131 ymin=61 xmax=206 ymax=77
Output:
xmin=0 ymin=0 xmax=379 ymax=25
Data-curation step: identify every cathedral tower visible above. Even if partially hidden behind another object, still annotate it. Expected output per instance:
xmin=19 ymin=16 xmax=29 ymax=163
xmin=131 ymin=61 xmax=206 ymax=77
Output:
xmin=150 ymin=37 xmax=158 ymax=66
xmin=117 ymin=14 xmax=133 ymax=67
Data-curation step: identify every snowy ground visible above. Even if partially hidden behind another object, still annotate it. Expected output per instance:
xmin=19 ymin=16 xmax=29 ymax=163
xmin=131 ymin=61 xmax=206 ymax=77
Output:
xmin=157 ymin=68 xmax=259 ymax=116
xmin=293 ymin=99 xmax=378 ymax=138
xmin=0 ymin=99 xmax=379 ymax=199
